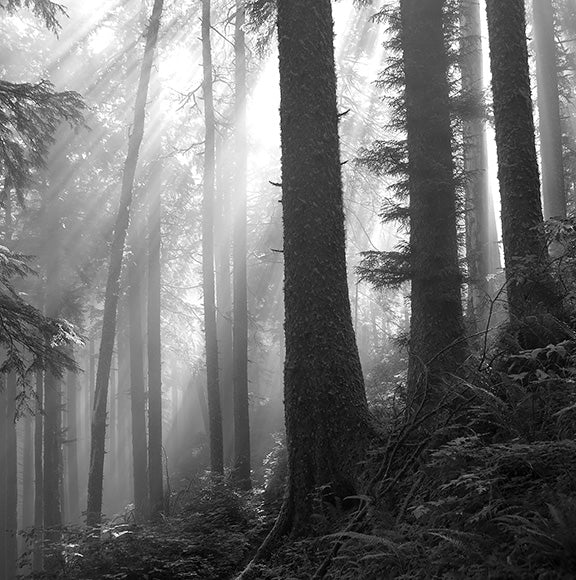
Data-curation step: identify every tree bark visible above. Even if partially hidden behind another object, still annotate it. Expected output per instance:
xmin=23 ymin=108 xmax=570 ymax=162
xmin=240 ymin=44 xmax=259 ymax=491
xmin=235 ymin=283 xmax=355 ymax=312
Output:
xmin=33 ymin=371 xmax=43 ymax=572
xmin=485 ymin=0 xmax=562 ymax=322
xmin=401 ymin=0 xmax=466 ymax=404
xmin=66 ymin=366 xmax=80 ymax=523
xmin=5 ymin=374 xmax=17 ymax=580
xmin=232 ymin=0 xmax=251 ymax=490
xmin=86 ymin=0 xmax=164 ymax=526
xmin=147 ymin=155 xmax=164 ymax=518
xmin=275 ymin=0 xmax=372 ymax=536
xmin=128 ymin=244 xmax=149 ymax=519
xmin=202 ymin=0 xmax=224 ymax=476
xmin=0 ymin=379 xmax=6 ymax=580
xmin=461 ymin=0 xmax=501 ymax=331
xmin=532 ymin=0 xmax=566 ymax=219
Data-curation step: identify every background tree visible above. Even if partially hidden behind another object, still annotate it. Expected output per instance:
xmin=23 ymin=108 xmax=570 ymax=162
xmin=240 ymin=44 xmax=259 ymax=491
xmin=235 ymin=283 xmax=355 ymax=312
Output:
xmin=400 ymin=0 xmax=466 ymax=404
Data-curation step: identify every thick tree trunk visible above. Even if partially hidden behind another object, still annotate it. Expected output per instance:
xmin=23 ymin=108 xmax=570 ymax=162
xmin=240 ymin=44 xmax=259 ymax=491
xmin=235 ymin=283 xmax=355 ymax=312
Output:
xmin=276 ymin=0 xmax=372 ymax=536
xmin=485 ymin=0 xmax=562 ymax=321
xmin=202 ymin=0 xmax=224 ymax=476
xmin=128 ymin=246 xmax=149 ymax=519
xmin=147 ymin=156 xmax=164 ymax=518
xmin=232 ymin=0 xmax=251 ymax=490
xmin=22 ymin=412 xmax=34 ymax=529
xmin=532 ymin=0 xmax=566 ymax=220
xmin=401 ymin=0 xmax=466 ymax=404
xmin=86 ymin=0 xmax=164 ymax=526
xmin=461 ymin=0 xmax=501 ymax=331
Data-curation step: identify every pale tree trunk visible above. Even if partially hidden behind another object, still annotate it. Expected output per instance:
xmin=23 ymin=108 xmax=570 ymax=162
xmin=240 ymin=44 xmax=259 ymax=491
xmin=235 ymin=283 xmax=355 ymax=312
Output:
xmin=22 ymin=412 xmax=34 ymax=529
xmin=66 ymin=366 xmax=80 ymax=523
xmin=128 ymin=243 xmax=149 ymax=519
xmin=0 ymin=378 xmax=6 ymax=580
xmin=86 ymin=0 xmax=164 ymax=526
xmin=147 ymin=154 xmax=164 ymax=518
xmin=461 ymin=0 xmax=501 ymax=331
xmin=202 ymin=0 xmax=224 ymax=475
xmin=232 ymin=0 xmax=251 ymax=490
xmin=532 ymin=0 xmax=566 ymax=220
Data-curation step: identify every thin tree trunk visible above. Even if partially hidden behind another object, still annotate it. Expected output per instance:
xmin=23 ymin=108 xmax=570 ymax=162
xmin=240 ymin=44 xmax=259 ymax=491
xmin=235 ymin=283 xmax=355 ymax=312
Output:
xmin=6 ymin=373 xmax=17 ymax=580
xmin=202 ymin=0 xmax=224 ymax=476
xmin=147 ymin=155 xmax=163 ymax=518
xmin=128 ymin=245 xmax=149 ymax=519
xmin=0 ymin=379 xmax=7 ymax=580
xmin=22 ymin=412 xmax=34 ymax=529
xmin=533 ymin=0 xmax=566 ymax=219
xmin=33 ymin=371 xmax=43 ymax=572
xmin=66 ymin=366 xmax=80 ymax=523
xmin=461 ymin=0 xmax=500 ymax=331
xmin=86 ymin=0 xmax=164 ymax=526
xmin=232 ymin=0 xmax=251 ymax=490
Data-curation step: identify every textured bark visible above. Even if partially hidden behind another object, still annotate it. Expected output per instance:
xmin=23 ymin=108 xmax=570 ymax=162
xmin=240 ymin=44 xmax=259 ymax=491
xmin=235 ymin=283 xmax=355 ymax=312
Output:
xmin=533 ymin=0 xmax=566 ymax=219
xmin=277 ymin=0 xmax=372 ymax=535
xmin=147 ymin=156 xmax=164 ymax=518
xmin=401 ymin=0 xmax=466 ymax=403
xmin=202 ymin=0 xmax=224 ymax=475
xmin=22 ymin=411 xmax=34 ymax=529
xmin=461 ymin=0 xmax=501 ymax=331
xmin=128 ymin=246 xmax=149 ymax=519
xmin=485 ymin=0 xmax=561 ymax=321
xmin=0 ymin=380 xmax=6 ymax=580
xmin=86 ymin=0 xmax=164 ymax=526
xmin=232 ymin=0 xmax=251 ymax=490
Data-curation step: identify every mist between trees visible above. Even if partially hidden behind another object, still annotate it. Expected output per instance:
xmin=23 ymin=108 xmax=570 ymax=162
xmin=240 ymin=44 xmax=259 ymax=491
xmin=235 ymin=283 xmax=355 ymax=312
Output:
xmin=2 ymin=0 xmax=576 ymax=579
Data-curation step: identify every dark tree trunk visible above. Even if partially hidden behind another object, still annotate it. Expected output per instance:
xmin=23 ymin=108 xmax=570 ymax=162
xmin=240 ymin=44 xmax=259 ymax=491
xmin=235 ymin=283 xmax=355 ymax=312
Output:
xmin=485 ymin=0 xmax=561 ymax=321
xmin=202 ymin=0 xmax=224 ymax=476
xmin=232 ymin=0 xmax=251 ymax=490
xmin=22 ymin=411 xmax=34 ymax=529
xmin=401 ymin=0 xmax=466 ymax=404
xmin=33 ymin=372 xmax=43 ymax=572
xmin=533 ymin=0 xmax=566 ymax=219
xmin=147 ymin=156 xmax=164 ymax=518
xmin=274 ymin=0 xmax=372 ymax=537
xmin=86 ymin=0 xmax=164 ymax=526
xmin=128 ymin=245 xmax=149 ymax=519
xmin=461 ymin=0 xmax=501 ymax=331
xmin=5 ymin=374 xmax=17 ymax=580
xmin=0 ymin=380 xmax=6 ymax=580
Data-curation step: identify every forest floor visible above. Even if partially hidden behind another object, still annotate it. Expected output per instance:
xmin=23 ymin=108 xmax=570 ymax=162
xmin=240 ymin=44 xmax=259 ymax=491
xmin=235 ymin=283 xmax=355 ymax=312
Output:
xmin=25 ymin=338 xmax=576 ymax=579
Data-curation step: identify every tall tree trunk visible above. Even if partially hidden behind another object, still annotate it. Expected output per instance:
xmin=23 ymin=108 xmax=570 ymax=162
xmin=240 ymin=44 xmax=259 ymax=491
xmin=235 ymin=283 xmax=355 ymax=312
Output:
xmin=86 ymin=0 xmax=164 ymax=527
xmin=0 ymin=379 xmax=7 ymax=580
xmin=22 ymin=412 xmax=34 ymax=529
xmin=485 ymin=0 xmax=562 ymax=322
xmin=232 ymin=0 xmax=251 ymax=490
xmin=147 ymin=155 xmax=164 ymax=518
xmin=461 ymin=0 xmax=501 ymax=331
xmin=401 ymin=0 xmax=466 ymax=405
xmin=202 ymin=0 xmax=224 ymax=476
xmin=5 ymin=373 xmax=17 ymax=580
xmin=128 ymin=244 xmax=149 ymax=519
xmin=533 ymin=0 xmax=566 ymax=219
xmin=273 ymin=0 xmax=372 ymax=540
xmin=66 ymin=366 xmax=80 ymax=523
xmin=33 ymin=372 xmax=43 ymax=572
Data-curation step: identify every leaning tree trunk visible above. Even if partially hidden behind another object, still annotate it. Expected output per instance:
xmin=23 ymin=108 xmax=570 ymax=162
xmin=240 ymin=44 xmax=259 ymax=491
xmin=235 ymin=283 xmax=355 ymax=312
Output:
xmin=202 ymin=0 xmax=224 ymax=476
xmin=86 ymin=0 xmax=164 ymax=527
xmin=401 ymin=0 xmax=466 ymax=406
xmin=532 ymin=0 xmax=566 ymax=220
xmin=232 ymin=0 xmax=251 ymax=490
xmin=264 ymin=0 xmax=373 ymax=545
xmin=485 ymin=0 xmax=562 ymax=322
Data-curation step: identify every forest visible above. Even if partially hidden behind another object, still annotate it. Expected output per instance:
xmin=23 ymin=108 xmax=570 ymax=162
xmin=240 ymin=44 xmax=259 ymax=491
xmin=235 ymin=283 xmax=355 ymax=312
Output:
xmin=1 ymin=0 xmax=576 ymax=578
